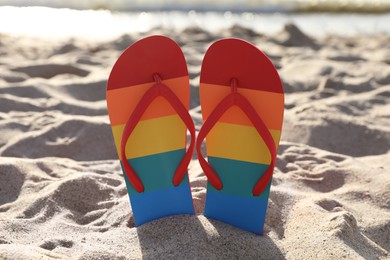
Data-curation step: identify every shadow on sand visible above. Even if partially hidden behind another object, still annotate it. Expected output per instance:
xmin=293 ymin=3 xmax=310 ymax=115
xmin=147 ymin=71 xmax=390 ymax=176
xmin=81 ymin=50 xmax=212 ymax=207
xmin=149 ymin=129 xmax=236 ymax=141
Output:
xmin=137 ymin=214 xmax=284 ymax=259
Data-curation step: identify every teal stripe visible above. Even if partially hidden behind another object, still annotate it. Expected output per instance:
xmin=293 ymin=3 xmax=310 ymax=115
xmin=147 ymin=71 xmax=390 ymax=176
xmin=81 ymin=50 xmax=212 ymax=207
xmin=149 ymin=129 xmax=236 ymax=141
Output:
xmin=207 ymin=156 xmax=271 ymax=199
xmin=121 ymin=149 xmax=189 ymax=195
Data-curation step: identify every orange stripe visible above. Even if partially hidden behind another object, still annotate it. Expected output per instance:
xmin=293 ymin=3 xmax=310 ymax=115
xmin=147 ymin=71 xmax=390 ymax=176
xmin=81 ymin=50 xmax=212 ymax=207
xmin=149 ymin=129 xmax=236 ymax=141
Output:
xmin=200 ymin=83 xmax=284 ymax=130
xmin=107 ymin=76 xmax=189 ymax=126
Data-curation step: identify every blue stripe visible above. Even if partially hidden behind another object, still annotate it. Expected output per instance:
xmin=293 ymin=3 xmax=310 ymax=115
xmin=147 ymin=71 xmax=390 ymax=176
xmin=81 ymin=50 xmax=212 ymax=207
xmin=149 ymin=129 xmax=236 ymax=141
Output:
xmin=130 ymin=183 xmax=194 ymax=226
xmin=204 ymin=190 xmax=269 ymax=235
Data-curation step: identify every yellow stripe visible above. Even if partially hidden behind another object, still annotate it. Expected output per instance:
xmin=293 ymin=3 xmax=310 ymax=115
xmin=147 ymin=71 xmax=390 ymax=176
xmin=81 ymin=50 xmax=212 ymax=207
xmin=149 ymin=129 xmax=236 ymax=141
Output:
xmin=111 ymin=115 xmax=186 ymax=159
xmin=206 ymin=122 xmax=281 ymax=164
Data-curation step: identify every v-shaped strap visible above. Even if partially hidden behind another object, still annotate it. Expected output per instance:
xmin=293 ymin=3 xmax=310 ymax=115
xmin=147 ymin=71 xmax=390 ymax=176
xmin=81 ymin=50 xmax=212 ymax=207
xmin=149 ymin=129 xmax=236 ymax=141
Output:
xmin=121 ymin=74 xmax=195 ymax=193
xmin=196 ymin=79 xmax=277 ymax=196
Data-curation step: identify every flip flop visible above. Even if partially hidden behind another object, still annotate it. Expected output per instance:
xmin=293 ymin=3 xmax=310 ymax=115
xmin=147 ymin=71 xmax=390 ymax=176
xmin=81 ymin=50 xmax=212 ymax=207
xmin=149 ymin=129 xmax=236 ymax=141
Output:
xmin=197 ymin=38 xmax=284 ymax=234
xmin=106 ymin=36 xmax=195 ymax=226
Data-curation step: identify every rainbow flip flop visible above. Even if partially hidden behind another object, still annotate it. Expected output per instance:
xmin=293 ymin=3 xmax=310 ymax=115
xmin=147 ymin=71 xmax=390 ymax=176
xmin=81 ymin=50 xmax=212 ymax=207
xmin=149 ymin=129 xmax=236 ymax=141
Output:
xmin=106 ymin=36 xmax=195 ymax=226
xmin=197 ymin=38 xmax=284 ymax=235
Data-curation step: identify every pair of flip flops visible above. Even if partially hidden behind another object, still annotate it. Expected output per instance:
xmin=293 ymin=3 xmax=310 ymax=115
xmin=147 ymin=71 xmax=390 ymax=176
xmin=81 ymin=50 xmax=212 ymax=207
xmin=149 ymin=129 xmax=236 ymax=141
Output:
xmin=106 ymin=36 xmax=284 ymax=235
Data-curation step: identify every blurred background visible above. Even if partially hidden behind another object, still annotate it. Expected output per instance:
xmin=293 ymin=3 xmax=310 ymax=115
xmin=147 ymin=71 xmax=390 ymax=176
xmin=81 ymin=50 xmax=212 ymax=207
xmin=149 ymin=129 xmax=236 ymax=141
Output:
xmin=0 ymin=0 xmax=389 ymax=40
xmin=1 ymin=0 xmax=390 ymax=12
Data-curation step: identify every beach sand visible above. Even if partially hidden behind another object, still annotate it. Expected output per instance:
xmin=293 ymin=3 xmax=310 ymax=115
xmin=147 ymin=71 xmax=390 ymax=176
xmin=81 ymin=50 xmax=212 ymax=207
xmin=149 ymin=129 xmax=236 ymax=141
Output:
xmin=0 ymin=23 xmax=389 ymax=259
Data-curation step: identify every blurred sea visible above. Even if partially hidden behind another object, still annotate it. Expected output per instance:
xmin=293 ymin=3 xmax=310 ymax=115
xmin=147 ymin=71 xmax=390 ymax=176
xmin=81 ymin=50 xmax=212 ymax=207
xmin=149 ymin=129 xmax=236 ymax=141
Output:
xmin=1 ymin=0 xmax=390 ymax=12
xmin=0 ymin=1 xmax=389 ymax=40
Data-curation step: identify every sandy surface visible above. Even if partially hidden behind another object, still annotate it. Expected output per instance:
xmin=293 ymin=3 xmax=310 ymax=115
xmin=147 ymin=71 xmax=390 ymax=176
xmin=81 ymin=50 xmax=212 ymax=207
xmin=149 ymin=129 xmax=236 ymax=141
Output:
xmin=0 ymin=24 xmax=389 ymax=259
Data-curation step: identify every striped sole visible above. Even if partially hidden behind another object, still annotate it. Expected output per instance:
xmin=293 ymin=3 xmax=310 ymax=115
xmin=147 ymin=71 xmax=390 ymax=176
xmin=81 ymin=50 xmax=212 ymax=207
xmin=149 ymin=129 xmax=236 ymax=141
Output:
xmin=202 ymin=83 xmax=283 ymax=234
xmin=107 ymin=75 xmax=194 ymax=225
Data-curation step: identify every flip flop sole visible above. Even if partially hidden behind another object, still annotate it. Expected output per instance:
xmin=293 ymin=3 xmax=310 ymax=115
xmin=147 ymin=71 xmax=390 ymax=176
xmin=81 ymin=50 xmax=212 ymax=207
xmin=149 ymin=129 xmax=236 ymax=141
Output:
xmin=107 ymin=36 xmax=194 ymax=226
xmin=200 ymin=38 xmax=284 ymax=234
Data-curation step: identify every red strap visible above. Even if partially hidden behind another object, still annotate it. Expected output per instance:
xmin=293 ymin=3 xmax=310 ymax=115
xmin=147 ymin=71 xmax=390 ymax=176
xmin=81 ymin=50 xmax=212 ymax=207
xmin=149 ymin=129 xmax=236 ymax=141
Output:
xmin=121 ymin=74 xmax=195 ymax=193
xmin=196 ymin=79 xmax=277 ymax=196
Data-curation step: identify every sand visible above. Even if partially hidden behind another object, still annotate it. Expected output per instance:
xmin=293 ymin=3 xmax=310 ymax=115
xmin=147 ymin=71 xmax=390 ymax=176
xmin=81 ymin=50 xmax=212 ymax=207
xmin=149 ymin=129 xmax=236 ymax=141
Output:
xmin=0 ymin=23 xmax=389 ymax=259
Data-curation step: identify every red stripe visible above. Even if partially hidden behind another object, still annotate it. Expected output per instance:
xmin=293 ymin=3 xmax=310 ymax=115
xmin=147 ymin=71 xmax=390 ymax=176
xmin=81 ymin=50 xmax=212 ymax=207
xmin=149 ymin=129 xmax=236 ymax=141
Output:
xmin=200 ymin=38 xmax=283 ymax=94
xmin=107 ymin=35 xmax=188 ymax=90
